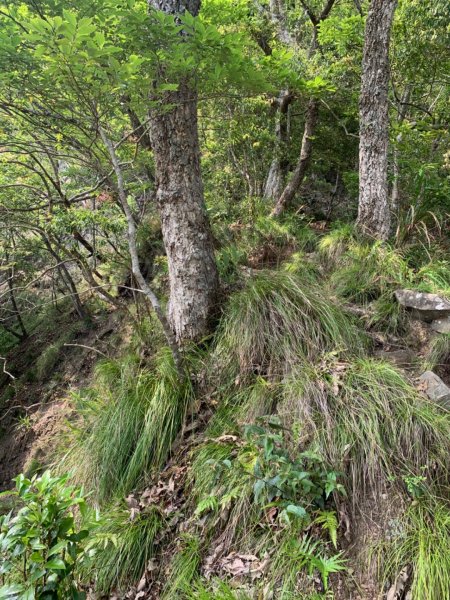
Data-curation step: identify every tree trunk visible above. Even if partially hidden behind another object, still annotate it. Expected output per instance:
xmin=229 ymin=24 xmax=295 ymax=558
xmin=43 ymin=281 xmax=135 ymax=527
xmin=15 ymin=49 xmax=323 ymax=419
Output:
xmin=99 ymin=126 xmax=183 ymax=374
xmin=6 ymin=266 xmax=28 ymax=340
xmin=148 ymin=0 xmax=219 ymax=343
xmin=357 ymin=0 xmax=397 ymax=240
xmin=271 ymin=98 xmax=318 ymax=217
xmin=264 ymin=90 xmax=293 ymax=202
xmin=41 ymin=236 xmax=87 ymax=320
xmin=391 ymin=86 xmax=410 ymax=232
xmin=4 ymin=248 xmax=27 ymax=340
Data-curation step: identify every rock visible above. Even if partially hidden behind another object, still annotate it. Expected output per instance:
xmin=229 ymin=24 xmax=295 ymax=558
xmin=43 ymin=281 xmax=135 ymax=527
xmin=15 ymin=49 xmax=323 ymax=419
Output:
xmin=375 ymin=348 xmax=415 ymax=369
xmin=418 ymin=371 xmax=450 ymax=409
xmin=431 ymin=317 xmax=450 ymax=334
xmin=394 ymin=289 xmax=450 ymax=322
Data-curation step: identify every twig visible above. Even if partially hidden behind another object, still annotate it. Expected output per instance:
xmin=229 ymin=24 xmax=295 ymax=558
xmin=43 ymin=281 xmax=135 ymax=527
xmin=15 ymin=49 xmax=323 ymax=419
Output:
xmin=63 ymin=343 xmax=109 ymax=358
xmin=0 ymin=356 xmax=15 ymax=379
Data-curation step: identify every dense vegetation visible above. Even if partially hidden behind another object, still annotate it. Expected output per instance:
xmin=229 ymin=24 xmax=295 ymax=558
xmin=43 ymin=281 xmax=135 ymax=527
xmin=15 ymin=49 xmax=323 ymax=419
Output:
xmin=0 ymin=0 xmax=449 ymax=599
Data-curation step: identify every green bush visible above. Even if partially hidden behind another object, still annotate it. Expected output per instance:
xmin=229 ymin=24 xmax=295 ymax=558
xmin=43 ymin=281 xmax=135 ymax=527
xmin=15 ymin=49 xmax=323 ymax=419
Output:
xmin=0 ymin=471 xmax=91 ymax=599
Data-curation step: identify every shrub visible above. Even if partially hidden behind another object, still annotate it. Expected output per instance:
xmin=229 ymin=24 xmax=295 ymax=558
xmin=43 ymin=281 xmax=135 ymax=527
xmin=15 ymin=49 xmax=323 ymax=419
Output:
xmin=0 ymin=471 xmax=91 ymax=599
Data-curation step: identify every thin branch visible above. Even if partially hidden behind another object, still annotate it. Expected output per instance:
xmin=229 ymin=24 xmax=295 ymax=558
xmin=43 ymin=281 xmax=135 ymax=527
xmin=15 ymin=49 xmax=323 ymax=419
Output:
xmin=0 ymin=356 xmax=15 ymax=379
xmin=63 ymin=343 xmax=108 ymax=358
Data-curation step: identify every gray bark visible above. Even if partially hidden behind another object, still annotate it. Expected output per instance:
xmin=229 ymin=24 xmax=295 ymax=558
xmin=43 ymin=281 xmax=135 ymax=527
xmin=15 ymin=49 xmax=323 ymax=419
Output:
xmin=148 ymin=0 xmax=220 ymax=343
xmin=391 ymin=87 xmax=410 ymax=231
xmin=264 ymin=90 xmax=293 ymax=201
xmin=357 ymin=0 xmax=397 ymax=240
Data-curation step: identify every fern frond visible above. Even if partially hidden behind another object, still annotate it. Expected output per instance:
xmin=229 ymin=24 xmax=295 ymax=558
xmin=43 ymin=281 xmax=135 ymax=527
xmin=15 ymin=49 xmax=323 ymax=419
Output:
xmin=315 ymin=510 xmax=339 ymax=548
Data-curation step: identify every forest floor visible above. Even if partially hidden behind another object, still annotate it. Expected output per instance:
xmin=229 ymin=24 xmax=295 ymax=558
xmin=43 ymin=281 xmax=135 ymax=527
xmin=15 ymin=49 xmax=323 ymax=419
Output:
xmin=0 ymin=309 xmax=127 ymax=490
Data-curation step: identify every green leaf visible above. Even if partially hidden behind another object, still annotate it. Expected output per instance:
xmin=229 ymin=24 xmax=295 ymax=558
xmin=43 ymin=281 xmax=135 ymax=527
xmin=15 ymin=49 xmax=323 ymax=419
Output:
xmin=45 ymin=558 xmax=67 ymax=570
xmin=57 ymin=516 xmax=74 ymax=536
xmin=253 ymin=479 xmax=265 ymax=504
xmin=47 ymin=540 xmax=68 ymax=556
xmin=285 ymin=504 xmax=307 ymax=519
xmin=0 ymin=585 xmax=25 ymax=599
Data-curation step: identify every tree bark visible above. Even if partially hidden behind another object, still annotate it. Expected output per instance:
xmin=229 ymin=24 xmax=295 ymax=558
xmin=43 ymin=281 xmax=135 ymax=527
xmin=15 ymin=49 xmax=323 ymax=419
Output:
xmin=357 ymin=0 xmax=397 ymax=240
xmin=264 ymin=90 xmax=293 ymax=202
xmin=148 ymin=0 xmax=220 ymax=343
xmin=271 ymin=98 xmax=318 ymax=216
xmin=391 ymin=86 xmax=410 ymax=231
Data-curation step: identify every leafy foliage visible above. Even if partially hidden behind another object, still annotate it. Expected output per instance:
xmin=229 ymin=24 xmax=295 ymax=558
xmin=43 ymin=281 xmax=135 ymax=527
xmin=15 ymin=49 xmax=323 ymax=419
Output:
xmin=0 ymin=472 xmax=90 ymax=599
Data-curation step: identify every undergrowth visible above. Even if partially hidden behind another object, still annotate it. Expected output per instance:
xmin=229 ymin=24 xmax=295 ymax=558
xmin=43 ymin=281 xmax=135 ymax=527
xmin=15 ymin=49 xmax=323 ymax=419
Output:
xmin=382 ymin=500 xmax=450 ymax=600
xmin=81 ymin=504 xmax=163 ymax=595
xmin=62 ymin=348 xmax=194 ymax=502
xmin=211 ymin=269 xmax=365 ymax=382
xmin=279 ymin=358 xmax=449 ymax=502
xmin=38 ymin=254 xmax=450 ymax=597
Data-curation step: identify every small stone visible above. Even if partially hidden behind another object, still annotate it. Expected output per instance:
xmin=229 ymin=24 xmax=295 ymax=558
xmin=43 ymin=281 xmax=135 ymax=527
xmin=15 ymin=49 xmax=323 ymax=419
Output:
xmin=375 ymin=348 xmax=415 ymax=368
xmin=431 ymin=317 xmax=450 ymax=334
xmin=418 ymin=371 xmax=450 ymax=409
xmin=395 ymin=289 xmax=450 ymax=322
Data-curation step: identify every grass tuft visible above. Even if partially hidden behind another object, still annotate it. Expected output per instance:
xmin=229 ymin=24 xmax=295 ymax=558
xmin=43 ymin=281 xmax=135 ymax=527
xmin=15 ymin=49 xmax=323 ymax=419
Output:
xmin=162 ymin=534 xmax=202 ymax=599
xmin=382 ymin=500 xmax=450 ymax=600
xmin=63 ymin=348 xmax=194 ymax=502
xmin=212 ymin=270 xmax=365 ymax=382
xmin=280 ymin=358 xmax=450 ymax=502
xmin=423 ymin=333 xmax=450 ymax=375
xmin=81 ymin=504 xmax=163 ymax=595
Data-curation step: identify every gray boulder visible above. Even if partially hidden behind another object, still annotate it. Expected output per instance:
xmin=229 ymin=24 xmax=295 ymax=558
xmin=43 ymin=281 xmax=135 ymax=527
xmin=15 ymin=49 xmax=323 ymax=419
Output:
xmin=375 ymin=348 xmax=415 ymax=369
xmin=394 ymin=289 xmax=450 ymax=322
xmin=418 ymin=371 xmax=450 ymax=409
xmin=431 ymin=317 xmax=450 ymax=334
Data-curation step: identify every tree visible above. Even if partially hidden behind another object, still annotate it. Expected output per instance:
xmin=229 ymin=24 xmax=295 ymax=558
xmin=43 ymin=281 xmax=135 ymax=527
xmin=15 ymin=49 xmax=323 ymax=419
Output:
xmin=270 ymin=0 xmax=337 ymax=217
xmin=357 ymin=0 xmax=397 ymax=240
xmin=147 ymin=0 xmax=220 ymax=343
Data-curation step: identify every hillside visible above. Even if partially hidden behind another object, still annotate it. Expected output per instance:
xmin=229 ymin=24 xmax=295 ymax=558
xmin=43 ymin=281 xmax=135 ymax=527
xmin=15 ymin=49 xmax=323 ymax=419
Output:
xmin=0 ymin=1 xmax=449 ymax=599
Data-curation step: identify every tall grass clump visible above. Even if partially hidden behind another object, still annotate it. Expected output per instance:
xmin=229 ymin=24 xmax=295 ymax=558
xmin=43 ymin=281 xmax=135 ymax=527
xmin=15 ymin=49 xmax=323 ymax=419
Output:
xmin=382 ymin=501 xmax=450 ymax=600
xmin=423 ymin=333 xmax=450 ymax=374
xmin=279 ymin=358 xmax=450 ymax=502
xmin=330 ymin=242 xmax=411 ymax=303
xmin=318 ymin=222 xmax=357 ymax=266
xmin=81 ymin=504 xmax=163 ymax=595
xmin=63 ymin=348 xmax=194 ymax=502
xmin=162 ymin=534 xmax=202 ymax=599
xmin=212 ymin=270 xmax=366 ymax=383
xmin=415 ymin=259 xmax=450 ymax=298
